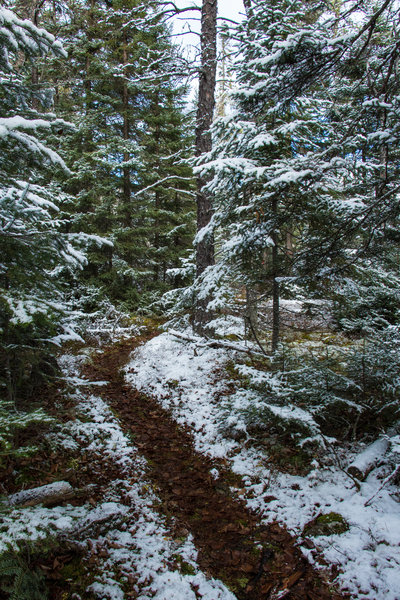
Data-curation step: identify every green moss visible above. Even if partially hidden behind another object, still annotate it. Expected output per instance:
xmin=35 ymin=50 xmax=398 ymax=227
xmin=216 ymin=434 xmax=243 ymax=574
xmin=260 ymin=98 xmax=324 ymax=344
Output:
xmin=224 ymin=360 xmax=250 ymax=386
xmin=171 ymin=554 xmax=196 ymax=576
xmin=166 ymin=379 xmax=180 ymax=389
xmin=225 ymin=333 xmax=241 ymax=341
xmin=303 ymin=512 xmax=349 ymax=537
xmin=188 ymin=510 xmax=202 ymax=521
xmin=235 ymin=518 xmax=249 ymax=528
xmin=130 ymin=315 xmax=164 ymax=332
xmin=57 ymin=556 xmax=96 ymax=599
xmin=59 ymin=558 xmax=87 ymax=582
xmin=66 ymin=457 xmax=80 ymax=471
xmin=221 ymin=571 xmax=251 ymax=594
xmin=316 ymin=512 xmax=347 ymax=525
xmin=250 ymin=545 xmax=262 ymax=557
xmin=236 ymin=577 xmax=250 ymax=590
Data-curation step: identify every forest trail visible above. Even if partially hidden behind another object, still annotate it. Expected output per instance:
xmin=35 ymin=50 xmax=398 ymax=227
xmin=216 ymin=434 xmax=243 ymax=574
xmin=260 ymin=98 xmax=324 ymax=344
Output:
xmin=83 ymin=334 xmax=346 ymax=600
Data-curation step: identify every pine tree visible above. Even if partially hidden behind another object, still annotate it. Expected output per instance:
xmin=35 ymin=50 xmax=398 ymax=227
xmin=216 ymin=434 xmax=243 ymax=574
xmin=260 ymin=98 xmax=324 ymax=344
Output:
xmin=197 ymin=0 xmax=400 ymax=347
xmin=250 ymin=0 xmax=400 ymax=332
xmin=44 ymin=0 xmax=195 ymax=310
xmin=196 ymin=0 xmax=316 ymax=349
xmin=0 ymin=5 xmax=92 ymax=457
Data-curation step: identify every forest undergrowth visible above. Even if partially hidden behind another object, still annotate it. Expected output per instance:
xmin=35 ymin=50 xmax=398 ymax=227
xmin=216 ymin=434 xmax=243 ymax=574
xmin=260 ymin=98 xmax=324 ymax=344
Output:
xmin=1 ymin=309 xmax=399 ymax=599
xmin=0 ymin=317 xmax=349 ymax=600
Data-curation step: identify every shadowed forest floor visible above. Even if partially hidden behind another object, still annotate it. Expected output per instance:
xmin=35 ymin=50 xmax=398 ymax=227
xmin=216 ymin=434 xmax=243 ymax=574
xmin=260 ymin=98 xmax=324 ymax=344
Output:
xmin=3 ymin=321 xmax=396 ymax=599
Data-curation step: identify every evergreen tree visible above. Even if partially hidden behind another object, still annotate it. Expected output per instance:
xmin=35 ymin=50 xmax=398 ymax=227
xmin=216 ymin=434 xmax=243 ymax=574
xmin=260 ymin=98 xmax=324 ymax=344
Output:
xmin=196 ymin=0 xmax=317 ymax=349
xmin=197 ymin=0 xmax=400 ymax=345
xmin=252 ymin=0 xmax=400 ymax=332
xmin=44 ymin=0 xmax=195 ymax=310
xmin=0 ymin=6 xmax=93 ymax=458
xmin=192 ymin=0 xmax=400 ymax=443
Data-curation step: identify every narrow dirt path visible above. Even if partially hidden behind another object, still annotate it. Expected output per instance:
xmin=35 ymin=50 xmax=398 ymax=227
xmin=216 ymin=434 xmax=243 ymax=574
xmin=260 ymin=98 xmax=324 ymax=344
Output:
xmin=84 ymin=336 xmax=347 ymax=600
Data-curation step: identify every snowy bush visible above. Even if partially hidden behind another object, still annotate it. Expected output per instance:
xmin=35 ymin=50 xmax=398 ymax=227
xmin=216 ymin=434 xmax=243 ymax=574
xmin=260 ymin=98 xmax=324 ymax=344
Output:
xmin=333 ymin=268 xmax=400 ymax=334
xmin=221 ymin=327 xmax=400 ymax=464
xmin=346 ymin=328 xmax=400 ymax=433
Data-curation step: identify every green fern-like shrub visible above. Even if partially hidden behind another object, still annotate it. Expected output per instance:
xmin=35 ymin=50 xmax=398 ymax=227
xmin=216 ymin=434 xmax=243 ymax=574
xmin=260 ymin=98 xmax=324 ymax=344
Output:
xmin=0 ymin=549 xmax=47 ymax=600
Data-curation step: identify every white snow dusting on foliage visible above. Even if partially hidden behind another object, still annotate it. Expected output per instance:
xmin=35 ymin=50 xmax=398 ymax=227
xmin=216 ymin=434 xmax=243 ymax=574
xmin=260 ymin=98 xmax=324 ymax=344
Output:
xmin=0 ymin=347 xmax=237 ymax=600
xmin=0 ymin=117 xmax=70 ymax=169
xmin=125 ymin=326 xmax=400 ymax=600
xmin=0 ymin=8 xmax=66 ymax=59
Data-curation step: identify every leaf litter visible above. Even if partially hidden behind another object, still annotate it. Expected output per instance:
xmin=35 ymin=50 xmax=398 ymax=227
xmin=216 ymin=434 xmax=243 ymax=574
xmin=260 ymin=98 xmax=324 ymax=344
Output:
xmin=123 ymin=324 xmax=400 ymax=600
xmin=83 ymin=332 xmax=346 ymax=600
xmin=1 ymin=321 xmax=386 ymax=599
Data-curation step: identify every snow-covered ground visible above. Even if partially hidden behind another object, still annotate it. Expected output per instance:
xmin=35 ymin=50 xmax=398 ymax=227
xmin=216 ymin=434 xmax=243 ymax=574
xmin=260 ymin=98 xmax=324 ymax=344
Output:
xmin=2 ymin=314 xmax=399 ymax=600
xmin=125 ymin=322 xmax=400 ymax=600
xmin=1 ymin=351 xmax=237 ymax=600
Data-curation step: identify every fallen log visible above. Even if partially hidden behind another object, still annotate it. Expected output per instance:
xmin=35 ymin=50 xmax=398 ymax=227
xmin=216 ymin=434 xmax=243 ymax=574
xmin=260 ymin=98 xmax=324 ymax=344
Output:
xmin=169 ymin=330 xmax=264 ymax=357
xmin=347 ymin=437 xmax=389 ymax=481
xmin=5 ymin=481 xmax=92 ymax=508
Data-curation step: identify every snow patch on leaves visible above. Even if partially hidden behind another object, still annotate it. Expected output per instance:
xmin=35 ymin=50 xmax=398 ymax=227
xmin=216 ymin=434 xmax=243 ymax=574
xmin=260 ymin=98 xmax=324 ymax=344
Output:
xmin=0 ymin=502 xmax=127 ymax=554
xmin=125 ymin=331 xmax=236 ymax=459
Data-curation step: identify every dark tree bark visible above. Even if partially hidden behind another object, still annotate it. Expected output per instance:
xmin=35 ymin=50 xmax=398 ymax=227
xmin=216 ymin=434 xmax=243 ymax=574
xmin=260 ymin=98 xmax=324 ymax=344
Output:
xmin=31 ymin=3 xmax=40 ymax=108
xmin=122 ymin=36 xmax=131 ymax=224
xmin=271 ymin=197 xmax=280 ymax=353
xmin=15 ymin=1 xmax=46 ymax=108
xmin=245 ymin=285 xmax=258 ymax=341
xmin=194 ymin=0 xmax=217 ymax=335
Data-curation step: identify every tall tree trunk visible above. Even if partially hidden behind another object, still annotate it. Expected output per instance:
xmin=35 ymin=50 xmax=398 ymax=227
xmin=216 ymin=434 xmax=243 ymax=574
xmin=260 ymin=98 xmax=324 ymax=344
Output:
xmin=84 ymin=1 xmax=95 ymax=119
xmin=122 ymin=37 xmax=131 ymax=224
xmin=31 ymin=5 xmax=39 ymax=110
xmin=245 ymin=285 xmax=258 ymax=341
xmin=154 ymin=189 xmax=160 ymax=282
xmin=153 ymin=92 xmax=161 ymax=282
xmin=17 ymin=1 xmax=45 ymax=110
xmin=194 ymin=0 xmax=217 ymax=335
xmin=271 ymin=197 xmax=280 ymax=353
xmin=216 ymin=34 xmax=227 ymax=117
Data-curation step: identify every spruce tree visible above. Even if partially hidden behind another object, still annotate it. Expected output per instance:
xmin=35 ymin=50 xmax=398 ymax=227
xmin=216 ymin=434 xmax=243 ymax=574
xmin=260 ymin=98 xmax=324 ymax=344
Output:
xmin=0 ymin=6 xmax=91 ymax=458
xmin=196 ymin=0 xmax=315 ymax=349
xmin=197 ymin=0 xmax=400 ymax=345
xmin=44 ymin=0 xmax=195 ymax=311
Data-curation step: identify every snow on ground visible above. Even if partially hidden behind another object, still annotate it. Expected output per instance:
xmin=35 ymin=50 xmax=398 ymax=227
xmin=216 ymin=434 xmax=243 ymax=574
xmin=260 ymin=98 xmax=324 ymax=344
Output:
xmin=125 ymin=330 xmax=235 ymax=459
xmin=125 ymin=324 xmax=400 ymax=600
xmin=260 ymin=298 xmax=334 ymax=329
xmin=0 ymin=350 xmax=237 ymax=600
xmin=88 ymin=477 xmax=237 ymax=600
